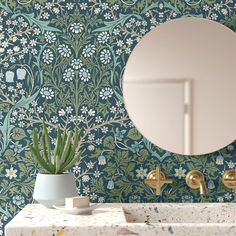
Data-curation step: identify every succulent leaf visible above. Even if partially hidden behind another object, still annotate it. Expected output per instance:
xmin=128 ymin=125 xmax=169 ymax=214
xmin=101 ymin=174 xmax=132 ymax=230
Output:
xmin=43 ymin=122 xmax=51 ymax=160
xmin=29 ymin=123 xmax=81 ymax=174
xmin=29 ymin=144 xmax=51 ymax=173
xmin=60 ymin=151 xmax=82 ymax=173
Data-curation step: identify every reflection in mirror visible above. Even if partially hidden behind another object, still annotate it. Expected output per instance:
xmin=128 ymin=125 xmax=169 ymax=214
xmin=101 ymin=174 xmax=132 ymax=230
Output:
xmin=123 ymin=18 xmax=236 ymax=155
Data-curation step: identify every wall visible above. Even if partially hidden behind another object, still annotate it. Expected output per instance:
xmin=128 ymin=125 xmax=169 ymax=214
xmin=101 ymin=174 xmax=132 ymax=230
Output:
xmin=0 ymin=0 xmax=236 ymax=234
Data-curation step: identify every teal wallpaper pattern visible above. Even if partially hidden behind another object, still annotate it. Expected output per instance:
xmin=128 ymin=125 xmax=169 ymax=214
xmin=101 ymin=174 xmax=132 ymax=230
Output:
xmin=0 ymin=0 xmax=236 ymax=233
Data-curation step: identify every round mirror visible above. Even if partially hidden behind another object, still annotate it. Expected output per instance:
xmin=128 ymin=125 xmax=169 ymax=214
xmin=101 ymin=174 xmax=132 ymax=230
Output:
xmin=123 ymin=17 xmax=236 ymax=155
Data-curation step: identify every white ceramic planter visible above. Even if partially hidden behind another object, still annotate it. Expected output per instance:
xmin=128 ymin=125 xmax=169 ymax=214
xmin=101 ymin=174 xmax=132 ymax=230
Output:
xmin=33 ymin=173 xmax=77 ymax=208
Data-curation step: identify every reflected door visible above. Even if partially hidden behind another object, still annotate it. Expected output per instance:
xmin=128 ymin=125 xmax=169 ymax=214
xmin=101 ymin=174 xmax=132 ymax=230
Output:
xmin=124 ymin=80 xmax=191 ymax=154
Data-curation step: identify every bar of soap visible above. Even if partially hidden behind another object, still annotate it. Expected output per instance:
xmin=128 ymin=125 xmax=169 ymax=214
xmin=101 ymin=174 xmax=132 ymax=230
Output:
xmin=65 ymin=196 xmax=89 ymax=209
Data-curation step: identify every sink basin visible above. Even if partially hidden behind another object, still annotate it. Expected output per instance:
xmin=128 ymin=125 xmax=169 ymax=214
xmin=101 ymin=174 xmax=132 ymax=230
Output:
xmin=122 ymin=203 xmax=236 ymax=224
xmin=118 ymin=203 xmax=236 ymax=236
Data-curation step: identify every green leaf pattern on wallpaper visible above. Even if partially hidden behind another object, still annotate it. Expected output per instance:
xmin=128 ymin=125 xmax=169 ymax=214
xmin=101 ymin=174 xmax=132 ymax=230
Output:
xmin=0 ymin=0 xmax=236 ymax=233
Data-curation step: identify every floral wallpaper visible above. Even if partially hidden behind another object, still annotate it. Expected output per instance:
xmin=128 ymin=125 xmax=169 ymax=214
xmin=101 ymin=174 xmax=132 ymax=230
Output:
xmin=0 ymin=0 xmax=236 ymax=234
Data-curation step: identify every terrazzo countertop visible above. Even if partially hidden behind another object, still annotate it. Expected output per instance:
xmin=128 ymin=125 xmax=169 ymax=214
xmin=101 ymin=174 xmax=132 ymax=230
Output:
xmin=5 ymin=203 xmax=236 ymax=236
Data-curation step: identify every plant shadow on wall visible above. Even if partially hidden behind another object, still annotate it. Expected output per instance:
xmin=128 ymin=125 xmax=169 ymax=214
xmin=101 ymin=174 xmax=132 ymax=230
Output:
xmin=0 ymin=0 xmax=236 ymax=233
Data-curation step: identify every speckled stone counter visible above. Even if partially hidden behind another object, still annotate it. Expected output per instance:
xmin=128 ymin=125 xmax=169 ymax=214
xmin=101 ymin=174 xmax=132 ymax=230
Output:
xmin=5 ymin=203 xmax=236 ymax=236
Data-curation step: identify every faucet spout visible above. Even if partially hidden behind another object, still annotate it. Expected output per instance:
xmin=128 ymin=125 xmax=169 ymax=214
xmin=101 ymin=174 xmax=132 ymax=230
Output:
xmin=186 ymin=170 xmax=207 ymax=196
xmin=196 ymin=178 xmax=207 ymax=196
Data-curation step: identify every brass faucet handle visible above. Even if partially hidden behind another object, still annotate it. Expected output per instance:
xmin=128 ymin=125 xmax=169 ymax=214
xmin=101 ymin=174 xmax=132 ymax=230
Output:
xmin=145 ymin=166 xmax=173 ymax=195
xmin=222 ymin=170 xmax=236 ymax=189
xmin=162 ymin=178 xmax=173 ymax=184
xmin=185 ymin=170 xmax=207 ymax=196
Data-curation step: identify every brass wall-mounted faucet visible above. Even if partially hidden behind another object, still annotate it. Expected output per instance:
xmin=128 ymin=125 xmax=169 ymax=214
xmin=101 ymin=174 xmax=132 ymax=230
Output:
xmin=222 ymin=169 xmax=236 ymax=189
xmin=145 ymin=166 xmax=173 ymax=195
xmin=185 ymin=170 xmax=207 ymax=195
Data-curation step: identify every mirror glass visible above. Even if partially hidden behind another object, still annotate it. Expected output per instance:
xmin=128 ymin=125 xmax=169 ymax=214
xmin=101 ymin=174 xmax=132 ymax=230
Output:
xmin=123 ymin=17 xmax=236 ymax=155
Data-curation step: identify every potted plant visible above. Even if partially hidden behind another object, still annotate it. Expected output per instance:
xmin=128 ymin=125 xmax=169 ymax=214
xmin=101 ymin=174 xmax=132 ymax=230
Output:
xmin=29 ymin=123 xmax=82 ymax=208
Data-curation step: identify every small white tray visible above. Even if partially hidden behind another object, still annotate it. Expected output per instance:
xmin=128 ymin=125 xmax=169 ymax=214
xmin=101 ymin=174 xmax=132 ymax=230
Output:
xmin=53 ymin=203 xmax=100 ymax=215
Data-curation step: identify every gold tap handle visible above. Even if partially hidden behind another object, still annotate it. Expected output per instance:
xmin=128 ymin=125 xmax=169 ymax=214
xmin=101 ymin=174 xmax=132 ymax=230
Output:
xmin=156 ymin=166 xmax=161 ymax=195
xmin=145 ymin=166 xmax=173 ymax=196
xmin=162 ymin=179 xmax=173 ymax=184
xmin=156 ymin=166 xmax=173 ymax=195
xmin=222 ymin=170 xmax=236 ymax=189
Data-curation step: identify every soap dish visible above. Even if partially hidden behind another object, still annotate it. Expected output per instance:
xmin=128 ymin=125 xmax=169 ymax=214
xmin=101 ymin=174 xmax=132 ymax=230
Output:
xmin=53 ymin=203 xmax=100 ymax=215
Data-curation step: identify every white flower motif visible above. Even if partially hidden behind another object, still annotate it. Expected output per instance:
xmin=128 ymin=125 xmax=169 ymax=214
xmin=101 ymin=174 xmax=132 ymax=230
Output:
xmin=203 ymin=4 xmax=209 ymax=11
xmin=100 ymin=49 xmax=111 ymax=64
xmin=63 ymin=68 xmax=75 ymax=82
xmin=13 ymin=46 xmax=20 ymax=52
xmin=113 ymin=4 xmax=119 ymax=10
xmin=58 ymin=109 xmax=66 ymax=116
xmin=90 ymin=193 xmax=98 ymax=201
xmin=45 ymin=2 xmax=53 ymax=9
xmin=174 ymin=167 xmax=186 ymax=179
xmin=88 ymin=133 xmax=95 ymax=141
xmin=216 ymin=155 xmax=224 ymax=165
xmin=72 ymin=165 xmax=81 ymax=174
xmin=83 ymin=186 xmax=90 ymax=194
xmin=34 ymin=3 xmax=41 ymax=10
xmin=42 ymin=12 xmax=49 ymax=19
xmin=5 ymin=71 xmax=14 ymax=82
xmin=217 ymin=196 xmax=224 ymax=203
xmin=58 ymin=44 xmax=72 ymax=57
xmin=51 ymin=116 xmax=58 ymax=123
xmin=71 ymin=58 xmax=82 ymax=70
xmin=98 ymin=197 xmax=105 ymax=203
xmin=207 ymin=180 xmax=215 ymax=190
xmin=211 ymin=13 xmax=218 ymax=20
xmin=224 ymin=192 xmax=232 ymax=200
xmin=228 ymin=161 xmax=235 ymax=169
xmin=95 ymin=116 xmax=103 ymax=123
xmin=66 ymin=106 xmax=73 ymax=114
xmin=181 ymin=195 xmax=193 ymax=203
xmin=16 ymin=68 xmax=26 ymax=80
xmin=70 ymin=22 xmax=84 ymax=34
xmin=42 ymin=49 xmax=54 ymax=64
xmin=80 ymin=3 xmax=87 ymax=10
xmin=88 ymin=109 xmax=95 ymax=116
xmin=44 ymin=31 xmax=56 ymax=43
xmin=66 ymin=3 xmax=74 ymax=10
xmin=101 ymin=127 xmax=108 ymax=133
xmin=82 ymin=175 xmax=90 ymax=182
xmin=94 ymin=8 xmax=101 ymax=14
xmin=227 ymin=145 xmax=234 ymax=151
xmin=40 ymin=87 xmax=54 ymax=99
xmin=221 ymin=8 xmax=228 ymax=15
xmin=13 ymin=195 xmax=25 ymax=206
xmin=86 ymin=161 xmax=94 ymax=169
xmin=5 ymin=167 xmax=17 ymax=179
xmin=136 ymin=167 xmax=147 ymax=179
xmin=79 ymin=68 xmax=91 ymax=82
xmin=82 ymin=44 xmax=96 ymax=57
xmin=107 ymin=180 xmax=114 ymax=189
xmin=98 ymin=155 xmax=106 ymax=165
xmin=80 ymin=106 xmax=88 ymax=114
xmin=99 ymin=87 xmax=113 ymax=100
xmin=97 ymin=32 xmax=110 ymax=44
xmin=104 ymin=13 xmax=111 ymax=20
xmin=53 ymin=7 xmax=60 ymax=14
xmin=88 ymin=145 xmax=95 ymax=151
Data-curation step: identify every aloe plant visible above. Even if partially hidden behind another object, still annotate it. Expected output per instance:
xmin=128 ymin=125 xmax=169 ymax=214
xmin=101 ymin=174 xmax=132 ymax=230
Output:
xmin=29 ymin=123 xmax=82 ymax=174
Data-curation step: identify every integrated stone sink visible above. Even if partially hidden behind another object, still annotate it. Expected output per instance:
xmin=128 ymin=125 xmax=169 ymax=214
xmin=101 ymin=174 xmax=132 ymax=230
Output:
xmin=123 ymin=203 xmax=236 ymax=224
xmin=5 ymin=203 xmax=236 ymax=236
xmin=121 ymin=203 xmax=236 ymax=236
